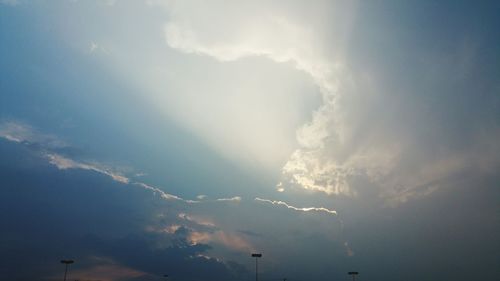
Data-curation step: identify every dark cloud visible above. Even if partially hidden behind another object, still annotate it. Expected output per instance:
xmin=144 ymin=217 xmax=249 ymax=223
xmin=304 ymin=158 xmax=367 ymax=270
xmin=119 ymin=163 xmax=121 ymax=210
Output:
xmin=0 ymin=139 xmax=246 ymax=281
xmin=81 ymin=233 xmax=234 ymax=280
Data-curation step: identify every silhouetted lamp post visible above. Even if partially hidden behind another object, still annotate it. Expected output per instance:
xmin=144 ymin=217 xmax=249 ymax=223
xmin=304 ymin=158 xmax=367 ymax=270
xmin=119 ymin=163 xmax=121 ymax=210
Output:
xmin=60 ymin=260 xmax=74 ymax=281
xmin=348 ymin=271 xmax=359 ymax=281
xmin=251 ymin=253 xmax=262 ymax=281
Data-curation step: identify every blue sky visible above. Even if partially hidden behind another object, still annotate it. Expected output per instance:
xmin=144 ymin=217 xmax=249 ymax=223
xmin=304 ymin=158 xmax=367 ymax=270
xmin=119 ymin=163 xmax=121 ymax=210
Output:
xmin=1 ymin=1 xmax=499 ymax=281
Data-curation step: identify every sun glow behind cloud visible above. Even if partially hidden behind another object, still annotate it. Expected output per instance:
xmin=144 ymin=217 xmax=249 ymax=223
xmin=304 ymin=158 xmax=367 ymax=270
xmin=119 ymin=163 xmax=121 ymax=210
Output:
xmin=145 ymin=0 xmax=500 ymax=206
xmin=2 ymin=1 xmax=500 ymax=280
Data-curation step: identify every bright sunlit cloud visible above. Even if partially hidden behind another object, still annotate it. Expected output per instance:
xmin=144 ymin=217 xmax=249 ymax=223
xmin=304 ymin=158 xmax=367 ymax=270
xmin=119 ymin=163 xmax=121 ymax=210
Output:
xmin=1 ymin=1 xmax=499 ymax=280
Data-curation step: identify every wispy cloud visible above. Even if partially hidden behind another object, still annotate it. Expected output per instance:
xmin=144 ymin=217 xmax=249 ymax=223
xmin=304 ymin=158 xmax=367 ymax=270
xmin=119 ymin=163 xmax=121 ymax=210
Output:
xmin=0 ymin=122 xmax=132 ymax=184
xmin=178 ymin=213 xmax=216 ymax=227
xmin=133 ymin=182 xmax=190 ymax=201
xmin=46 ymin=153 xmax=130 ymax=184
xmin=254 ymin=197 xmax=337 ymax=215
xmin=276 ymin=182 xmax=285 ymax=192
xmin=90 ymin=41 xmax=99 ymax=52
xmin=46 ymin=155 xmax=215 ymax=205
xmin=47 ymin=153 xmax=246 ymax=206
xmin=1 ymin=120 xmax=250 ymax=208
xmin=88 ymin=41 xmax=109 ymax=54
xmin=216 ymin=196 xmax=242 ymax=202
xmin=0 ymin=121 xmax=206 ymax=202
xmin=188 ymin=230 xmax=254 ymax=252
xmin=0 ymin=120 xmax=67 ymax=149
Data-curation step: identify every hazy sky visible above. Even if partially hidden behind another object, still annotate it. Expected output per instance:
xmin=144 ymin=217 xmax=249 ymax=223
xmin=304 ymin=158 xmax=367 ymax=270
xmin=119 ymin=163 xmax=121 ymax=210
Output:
xmin=1 ymin=1 xmax=499 ymax=281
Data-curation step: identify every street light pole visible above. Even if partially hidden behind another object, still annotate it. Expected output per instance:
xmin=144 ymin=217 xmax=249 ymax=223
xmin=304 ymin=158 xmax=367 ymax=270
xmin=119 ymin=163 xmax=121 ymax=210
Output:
xmin=60 ymin=260 xmax=74 ymax=281
xmin=348 ymin=271 xmax=359 ymax=281
xmin=251 ymin=253 xmax=262 ymax=281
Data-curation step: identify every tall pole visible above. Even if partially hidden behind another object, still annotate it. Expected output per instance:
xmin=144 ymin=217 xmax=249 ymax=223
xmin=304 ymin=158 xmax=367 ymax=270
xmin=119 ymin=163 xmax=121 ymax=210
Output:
xmin=63 ymin=263 xmax=68 ymax=281
xmin=251 ymin=253 xmax=262 ymax=281
xmin=255 ymin=257 xmax=258 ymax=281
xmin=348 ymin=271 xmax=358 ymax=281
xmin=61 ymin=260 xmax=74 ymax=281
xmin=255 ymin=258 xmax=259 ymax=281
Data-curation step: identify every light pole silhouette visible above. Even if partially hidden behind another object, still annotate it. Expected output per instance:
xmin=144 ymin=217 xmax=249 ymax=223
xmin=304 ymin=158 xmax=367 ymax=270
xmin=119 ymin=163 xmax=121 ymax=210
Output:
xmin=60 ymin=260 xmax=74 ymax=281
xmin=348 ymin=271 xmax=359 ymax=281
xmin=251 ymin=253 xmax=262 ymax=281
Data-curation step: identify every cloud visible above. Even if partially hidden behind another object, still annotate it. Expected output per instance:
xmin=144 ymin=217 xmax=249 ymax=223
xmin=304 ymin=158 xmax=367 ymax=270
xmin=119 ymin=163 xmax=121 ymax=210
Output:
xmin=179 ymin=213 xmax=216 ymax=227
xmin=134 ymin=182 xmax=193 ymax=202
xmin=1 ymin=120 xmax=251 ymax=210
xmin=0 ymin=136 xmax=250 ymax=281
xmin=216 ymin=196 xmax=242 ymax=202
xmin=89 ymin=41 xmax=99 ymax=52
xmin=81 ymin=233 xmax=243 ymax=281
xmin=158 ymin=1 xmax=355 ymax=195
xmin=0 ymin=121 xmax=205 ymax=204
xmin=276 ymin=182 xmax=285 ymax=192
xmin=0 ymin=120 xmax=67 ymax=149
xmin=47 ymin=155 xmax=231 ymax=205
xmin=254 ymin=197 xmax=337 ymax=215
xmin=158 ymin=0 xmax=500 ymax=205
xmin=188 ymin=230 xmax=254 ymax=253
xmin=88 ymin=41 xmax=109 ymax=54
xmin=3 ymin=3 xmax=500 ymax=281
xmin=108 ymin=0 xmax=326 ymax=170
xmin=0 ymin=121 xmax=133 ymax=186
xmin=46 ymin=153 xmax=130 ymax=184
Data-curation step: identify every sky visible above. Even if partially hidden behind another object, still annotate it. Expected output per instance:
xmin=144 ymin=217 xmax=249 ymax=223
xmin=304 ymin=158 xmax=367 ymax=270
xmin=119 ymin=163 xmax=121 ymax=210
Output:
xmin=0 ymin=1 xmax=499 ymax=281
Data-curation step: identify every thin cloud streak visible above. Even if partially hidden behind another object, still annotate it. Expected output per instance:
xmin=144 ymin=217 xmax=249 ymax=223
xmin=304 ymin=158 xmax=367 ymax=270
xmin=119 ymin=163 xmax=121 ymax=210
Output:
xmin=46 ymin=153 xmax=130 ymax=184
xmin=254 ymin=197 xmax=337 ymax=215
xmin=0 ymin=120 xmax=250 ymax=206
xmin=216 ymin=196 xmax=242 ymax=202
xmin=133 ymin=182 xmax=193 ymax=202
